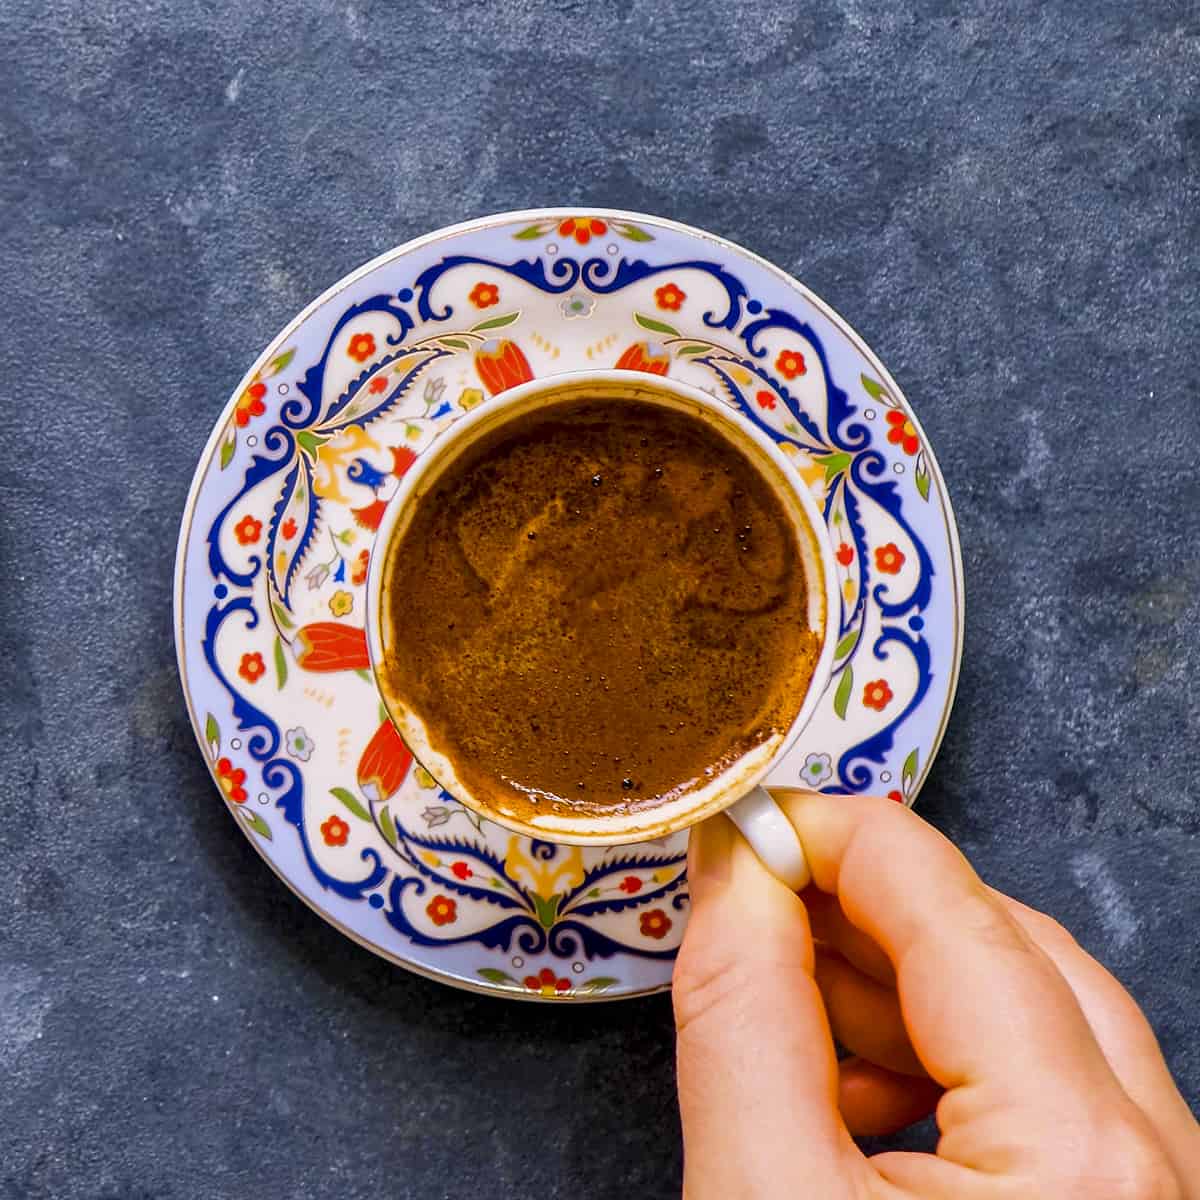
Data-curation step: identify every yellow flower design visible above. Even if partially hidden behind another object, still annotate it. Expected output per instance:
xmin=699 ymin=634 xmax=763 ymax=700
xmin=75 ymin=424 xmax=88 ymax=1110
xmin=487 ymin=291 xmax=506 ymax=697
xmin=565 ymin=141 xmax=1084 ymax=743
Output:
xmin=311 ymin=425 xmax=382 ymax=505
xmin=504 ymin=836 xmax=585 ymax=899
xmin=329 ymin=589 xmax=353 ymax=617
xmin=459 ymin=387 xmax=485 ymax=411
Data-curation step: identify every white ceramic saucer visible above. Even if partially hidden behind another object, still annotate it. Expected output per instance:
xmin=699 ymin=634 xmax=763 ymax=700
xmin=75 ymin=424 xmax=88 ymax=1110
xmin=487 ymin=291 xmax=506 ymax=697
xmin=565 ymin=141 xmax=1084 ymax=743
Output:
xmin=174 ymin=209 xmax=963 ymax=1001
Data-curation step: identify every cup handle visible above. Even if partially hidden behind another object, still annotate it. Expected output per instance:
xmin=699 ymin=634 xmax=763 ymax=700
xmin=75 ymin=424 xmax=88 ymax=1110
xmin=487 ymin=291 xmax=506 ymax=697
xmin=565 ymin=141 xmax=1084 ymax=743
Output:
xmin=723 ymin=785 xmax=812 ymax=892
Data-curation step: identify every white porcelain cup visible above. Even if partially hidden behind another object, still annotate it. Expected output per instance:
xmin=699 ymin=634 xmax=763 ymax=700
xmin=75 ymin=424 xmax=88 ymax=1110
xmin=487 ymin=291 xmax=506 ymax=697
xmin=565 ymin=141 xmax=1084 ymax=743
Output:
xmin=365 ymin=370 xmax=839 ymax=891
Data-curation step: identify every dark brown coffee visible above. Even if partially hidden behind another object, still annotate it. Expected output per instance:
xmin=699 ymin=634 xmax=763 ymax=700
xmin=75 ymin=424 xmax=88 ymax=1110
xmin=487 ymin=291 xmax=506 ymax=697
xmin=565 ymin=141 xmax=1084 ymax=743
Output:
xmin=378 ymin=397 xmax=819 ymax=823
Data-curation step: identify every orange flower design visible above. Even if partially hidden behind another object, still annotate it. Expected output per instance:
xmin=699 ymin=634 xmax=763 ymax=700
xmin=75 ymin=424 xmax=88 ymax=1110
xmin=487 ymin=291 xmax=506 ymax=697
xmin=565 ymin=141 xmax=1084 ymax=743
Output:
xmin=234 ymin=514 xmax=262 ymax=545
xmin=426 ymin=895 xmax=458 ymax=926
xmin=755 ymin=389 xmax=776 ymax=410
xmin=474 ymin=339 xmax=533 ymax=396
xmin=836 ymin=542 xmax=854 ymax=566
xmin=615 ymin=341 xmax=670 ymax=376
xmin=320 ymin=814 xmax=350 ymax=846
xmin=886 ymin=410 xmax=920 ymax=456
xmin=281 ymin=517 xmax=297 ymax=540
xmin=235 ymin=381 xmax=267 ymax=427
xmin=468 ymin=281 xmax=500 ymax=308
xmin=888 ymin=789 xmax=904 ymax=803
xmin=557 ymin=217 xmax=608 ymax=245
xmin=347 ymin=332 xmax=376 ymax=363
xmin=654 ymin=282 xmax=686 ymax=311
xmin=775 ymin=348 xmax=807 ymax=380
xmin=351 ymin=549 xmax=370 ymax=586
xmin=640 ymin=909 xmax=672 ymax=939
xmin=216 ymin=757 xmax=247 ymax=804
xmin=875 ymin=543 xmax=905 ymax=574
xmin=524 ymin=967 xmax=571 ymax=996
xmin=238 ymin=652 xmax=266 ymax=684
xmin=862 ymin=679 xmax=893 ymax=712
xmin=368 ymin=375 xmax=388 ymax=394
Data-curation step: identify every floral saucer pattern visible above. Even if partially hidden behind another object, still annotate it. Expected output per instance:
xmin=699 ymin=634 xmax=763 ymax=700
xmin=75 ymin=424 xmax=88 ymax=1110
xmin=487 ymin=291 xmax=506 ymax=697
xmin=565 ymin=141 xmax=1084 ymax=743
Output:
xmin=175 ymin=210 xmax=963 ymax=1001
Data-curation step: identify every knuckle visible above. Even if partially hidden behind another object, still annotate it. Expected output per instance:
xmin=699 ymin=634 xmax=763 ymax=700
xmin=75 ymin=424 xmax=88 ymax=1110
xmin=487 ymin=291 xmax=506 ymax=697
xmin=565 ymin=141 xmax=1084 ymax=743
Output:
xmin=671 ymin=940 xmax=754 ymax=1039
xmin=860 ymin=791 xmax=919 ymax=827
xmin=1106 ymin=1131 xmax=1182 ymax=1200
xmin=1061 ymin=1120 xmax=1181 ymax=1200
xmin=949 ymin=886 xmax=1030 ymax=953
xmin=1024 ymin=907 xmax=1081 ymax=953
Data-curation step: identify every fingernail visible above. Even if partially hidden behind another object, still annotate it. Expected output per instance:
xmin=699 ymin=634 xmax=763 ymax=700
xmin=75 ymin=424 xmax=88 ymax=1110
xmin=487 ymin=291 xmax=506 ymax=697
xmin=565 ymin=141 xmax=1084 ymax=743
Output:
xmin=687 ymin=816 xmax=733 ymax=898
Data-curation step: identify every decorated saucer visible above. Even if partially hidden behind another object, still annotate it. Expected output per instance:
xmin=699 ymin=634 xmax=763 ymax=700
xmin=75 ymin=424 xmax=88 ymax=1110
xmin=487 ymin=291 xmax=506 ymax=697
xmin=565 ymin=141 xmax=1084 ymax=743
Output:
xmin=174 ymin=209 xmax=963 ymax=1002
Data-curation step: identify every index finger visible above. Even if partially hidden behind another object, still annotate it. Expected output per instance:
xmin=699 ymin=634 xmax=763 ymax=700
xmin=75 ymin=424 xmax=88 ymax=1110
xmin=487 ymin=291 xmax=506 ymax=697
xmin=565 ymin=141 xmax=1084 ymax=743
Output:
xmin=772 ymin=790 xmax=1121 ymax=1107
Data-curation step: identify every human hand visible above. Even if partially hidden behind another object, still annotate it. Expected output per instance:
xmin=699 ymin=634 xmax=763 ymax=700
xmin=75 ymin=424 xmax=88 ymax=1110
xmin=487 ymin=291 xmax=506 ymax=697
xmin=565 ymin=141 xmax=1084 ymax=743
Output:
xmin=673 ymin=792 xmax=1198 ymax=1198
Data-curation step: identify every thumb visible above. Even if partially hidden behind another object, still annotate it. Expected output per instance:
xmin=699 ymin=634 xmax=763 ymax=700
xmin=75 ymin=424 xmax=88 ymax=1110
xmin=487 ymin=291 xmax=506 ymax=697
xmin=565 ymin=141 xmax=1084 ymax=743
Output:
xmin=674 ymin=816 xmax=859 ymax=1199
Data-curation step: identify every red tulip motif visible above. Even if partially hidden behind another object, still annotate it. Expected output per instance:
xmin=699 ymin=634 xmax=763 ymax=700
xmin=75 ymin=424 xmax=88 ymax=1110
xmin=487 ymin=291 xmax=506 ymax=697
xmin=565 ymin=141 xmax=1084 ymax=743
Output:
xmin=474 ymin=339 xmax=533 ymax=396
xmin=615 ymin=341 xmax=670 ymax=376
xmin=293 ymin=623 xmax=370 ymax=672
xmin=358 ymin=718 xmax=413 ymax=803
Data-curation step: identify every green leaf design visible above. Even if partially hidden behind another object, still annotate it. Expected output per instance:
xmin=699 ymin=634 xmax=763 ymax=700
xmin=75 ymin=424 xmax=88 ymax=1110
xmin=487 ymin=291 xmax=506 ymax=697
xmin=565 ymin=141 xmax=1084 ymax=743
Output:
xmin=219 ymin=431 xmax=236 ymax=470
xmin=330 ymin=786 xmax=371 ymax=823
xmin=513 ymin=221 xmax=554 ymax=240
xmin=833 ymin=665 xmax=854 ymax=720
xmin=578 ymin=976 xmax=619 ymax=994
xmin=241 ymin=809 xmax=273 ymax=841
xmin=439 ymin=336 xmax=471 ymax=351
xmin=204 ymin=713 xmax=220 ymax=754
xmin=634 ymin=312 xmax=681 ymax=337
xmin=296 ymin=430 xmax=329 ymax=458
xmin=834 ymin=631 xmax=858 ymax=660
xmin=273 ymin=636 xmax=288 ymax=689
xmin=814 ymin=452 xmax=852 ymax=483
xmin=902 ymin=748 xmax=919 ymax=791
xmin=266 ymin=347 xmax=296 ymax=375
xmin=532 ymin=893 xmax=561 ymax=929
xmin=336 ymin=528 xmax=355 ymax=545
xmin=355 ymin=668 xmax=374 ymax=684
xmin=271 ymin=602 xmax=294 ymax=631
xmin=478 ymin=967 xmax=518 ymax=985
xmin=915 ymin=458 xmax=931 ymax=502
xmin=860 ymin=374 xmax=886 ymax=401
xmin=470 ymin=311 xmax=520 ymax=333
xmin=379 ymin=805 xmax=398 ymax=849
xmin=674 ymin=343 xmax=710 ymax=357
xmin=613 ymin=221 xmax=653 ymax=242
xmin=378 ymin=700 xmax=388 ymax=724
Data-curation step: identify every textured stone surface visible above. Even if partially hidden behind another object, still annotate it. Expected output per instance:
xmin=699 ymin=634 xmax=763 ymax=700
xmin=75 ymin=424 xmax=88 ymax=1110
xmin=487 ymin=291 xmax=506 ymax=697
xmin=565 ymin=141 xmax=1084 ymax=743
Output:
xmin=1 ymin=1 xmax=1198 ymax=1195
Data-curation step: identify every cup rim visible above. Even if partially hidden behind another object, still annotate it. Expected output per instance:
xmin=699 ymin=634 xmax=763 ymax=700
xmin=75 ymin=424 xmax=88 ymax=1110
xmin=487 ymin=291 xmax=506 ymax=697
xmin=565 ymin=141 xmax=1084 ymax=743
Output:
xmin=365 ymin=368 xmax=841 ymax=845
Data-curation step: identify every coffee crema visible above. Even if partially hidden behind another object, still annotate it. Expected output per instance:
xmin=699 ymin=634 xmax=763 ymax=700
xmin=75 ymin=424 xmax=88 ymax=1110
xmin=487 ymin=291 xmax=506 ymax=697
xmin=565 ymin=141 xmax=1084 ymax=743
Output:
xmin=378 ymin=397 xmax=820 ymax=824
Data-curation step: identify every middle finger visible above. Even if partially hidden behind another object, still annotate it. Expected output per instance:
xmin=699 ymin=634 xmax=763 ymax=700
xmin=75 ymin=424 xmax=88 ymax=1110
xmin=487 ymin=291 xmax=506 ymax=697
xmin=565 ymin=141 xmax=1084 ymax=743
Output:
xmin=814 ymin=946 xmax=926 ymax=1077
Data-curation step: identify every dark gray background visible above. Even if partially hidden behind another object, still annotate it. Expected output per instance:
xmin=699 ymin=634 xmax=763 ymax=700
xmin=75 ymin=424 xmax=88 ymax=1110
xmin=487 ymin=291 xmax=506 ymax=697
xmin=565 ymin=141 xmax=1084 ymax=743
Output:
xmin=2 ymin=1 xmax=1197 ymax=1197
